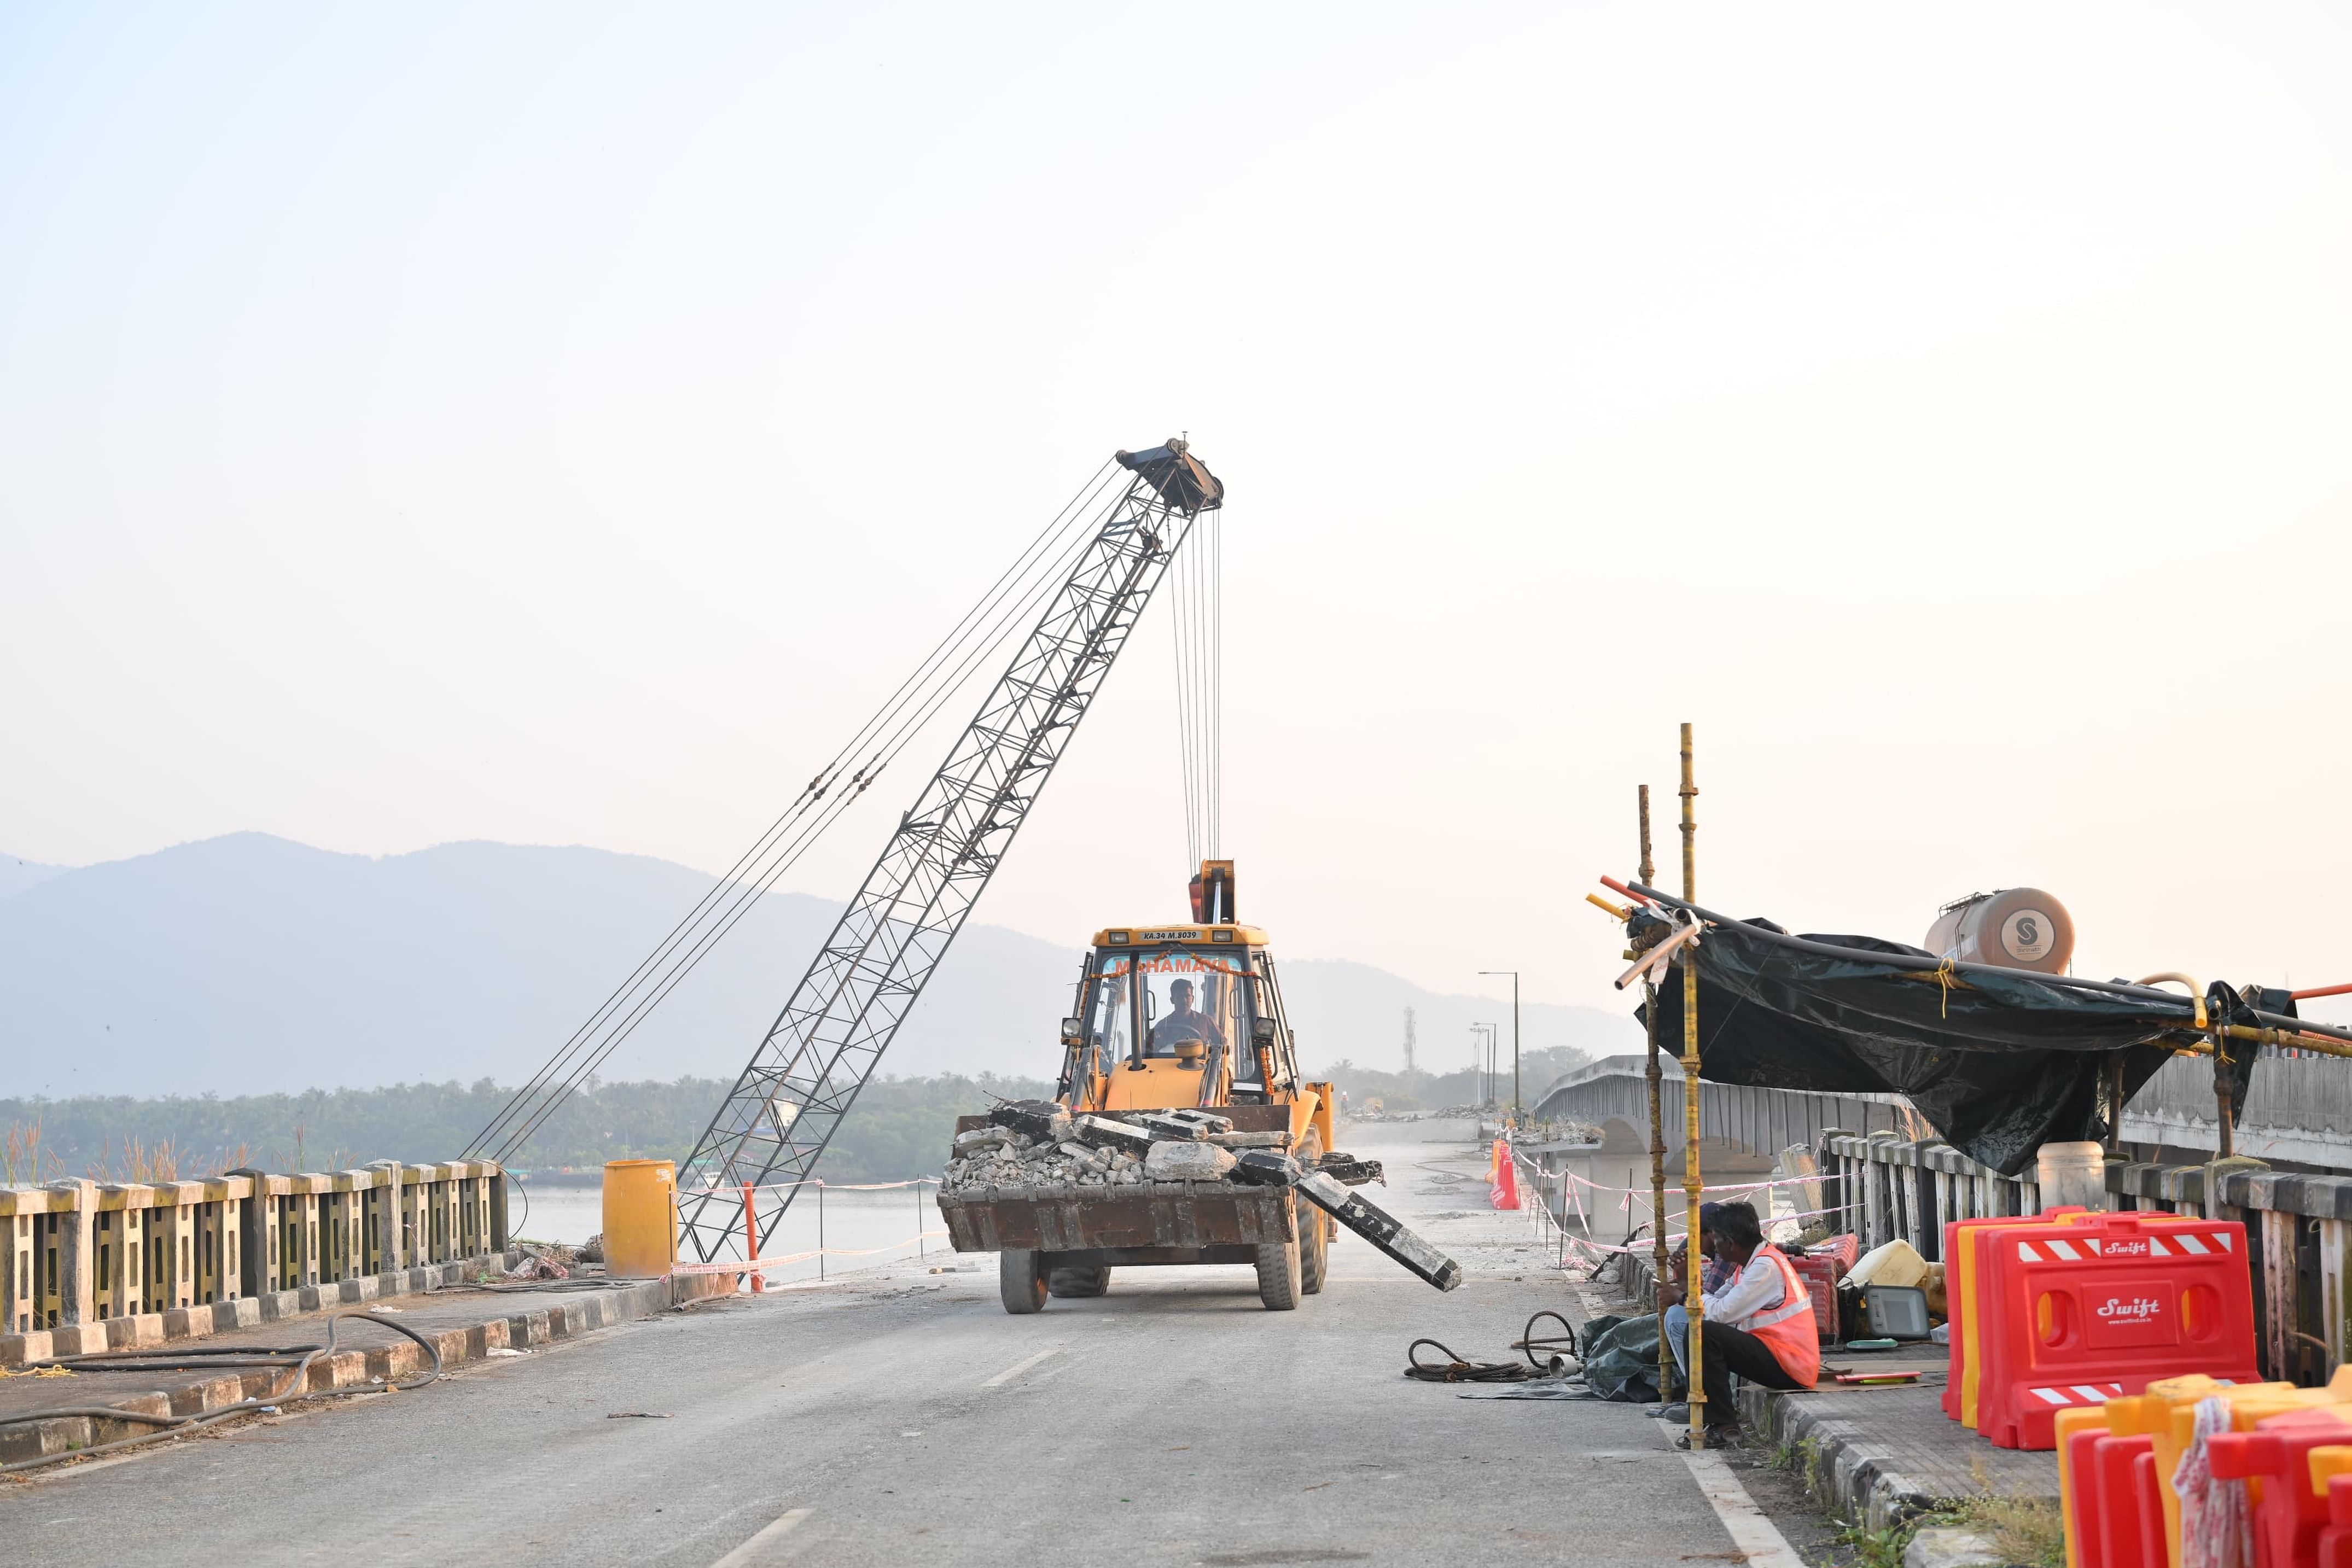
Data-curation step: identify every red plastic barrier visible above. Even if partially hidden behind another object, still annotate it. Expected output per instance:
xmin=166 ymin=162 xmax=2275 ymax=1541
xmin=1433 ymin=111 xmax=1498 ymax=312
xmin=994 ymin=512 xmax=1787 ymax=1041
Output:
xmin=2321 ymin=1474 xmax=2352 ymax=1568
xmin=1978 ymin=1214 xmax=2259 ymax=1450
xmin=2064 ymin=1422 xmax=2112 ymax=1568
xmin=2134 ymin=1452 xmax=2167 ymax=1568
xmin=2093 ymin=1433 xmax=2157 ymax=1568
xmin=2209 ymin=1408 xmax=2352 ymax=1568
xmin=1946 ymin=1210 xmax=2092 ymax=1425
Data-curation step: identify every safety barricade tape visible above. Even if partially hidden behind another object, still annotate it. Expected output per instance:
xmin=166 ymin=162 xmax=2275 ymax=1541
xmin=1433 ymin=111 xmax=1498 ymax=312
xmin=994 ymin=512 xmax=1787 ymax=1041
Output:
xmin=2026 ymin=1380 xmax=2126 ymax=1409
xmin=2012 ymin=1229 xmax=2232 ymax=1263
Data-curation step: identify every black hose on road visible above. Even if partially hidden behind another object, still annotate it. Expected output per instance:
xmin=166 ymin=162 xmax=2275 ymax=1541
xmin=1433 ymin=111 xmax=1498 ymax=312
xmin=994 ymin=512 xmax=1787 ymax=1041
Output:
xmin=0 ymin=1310 xmax=444 ymax=1477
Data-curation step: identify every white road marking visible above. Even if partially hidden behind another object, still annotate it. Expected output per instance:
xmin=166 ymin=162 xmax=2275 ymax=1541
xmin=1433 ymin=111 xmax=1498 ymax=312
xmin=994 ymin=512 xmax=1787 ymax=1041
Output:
xmin=1657 ymin=1421 xmax=1808 ymax=1568
xmin=981 ymin=1346 xmax=1062 ymax=1387
xmin=709 ymin=1506 xmax=812 ymax=1567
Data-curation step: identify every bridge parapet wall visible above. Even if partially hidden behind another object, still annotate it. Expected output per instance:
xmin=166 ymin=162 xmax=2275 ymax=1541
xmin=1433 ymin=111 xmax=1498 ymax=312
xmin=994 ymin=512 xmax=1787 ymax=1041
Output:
xmin=0 ymin=1160 xmax=507 ymax=1350
xmin=1820 ymin=1130 xmax=2352 ymax=1388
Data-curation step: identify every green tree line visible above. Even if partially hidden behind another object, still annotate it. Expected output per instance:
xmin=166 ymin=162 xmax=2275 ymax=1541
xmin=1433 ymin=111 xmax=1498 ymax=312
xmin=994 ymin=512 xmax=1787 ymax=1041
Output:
xmin=0 ymin=1072 xmax=1052 ymax=1186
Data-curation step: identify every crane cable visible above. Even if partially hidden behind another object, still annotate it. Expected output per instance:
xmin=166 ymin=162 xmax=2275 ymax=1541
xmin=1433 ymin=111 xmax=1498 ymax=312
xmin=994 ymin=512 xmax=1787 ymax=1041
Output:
xmin=479 ymin=471 xmax=1119 ymax=1161
xmin=471 ymin=460 xmax=1127 ymax=1163
xmin=482 ymin=481 xmax=1115 ymax=1162
xmin=1169 ymin=506 xmax=1222 ymax=867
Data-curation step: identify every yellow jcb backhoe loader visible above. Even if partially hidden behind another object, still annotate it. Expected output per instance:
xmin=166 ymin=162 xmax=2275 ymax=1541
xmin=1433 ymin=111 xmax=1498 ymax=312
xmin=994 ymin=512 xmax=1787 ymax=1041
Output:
xmin=935 ymin=861 xmax=1353 ymax=1313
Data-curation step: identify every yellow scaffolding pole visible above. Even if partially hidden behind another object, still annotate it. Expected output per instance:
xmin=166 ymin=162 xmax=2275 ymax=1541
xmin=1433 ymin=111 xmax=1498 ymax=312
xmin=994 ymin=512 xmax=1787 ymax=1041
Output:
xmin=1679 ymin=722 xmax=1707 ymax=1447
xmin=1638 ymin=784 xmax=1671 ymax=1411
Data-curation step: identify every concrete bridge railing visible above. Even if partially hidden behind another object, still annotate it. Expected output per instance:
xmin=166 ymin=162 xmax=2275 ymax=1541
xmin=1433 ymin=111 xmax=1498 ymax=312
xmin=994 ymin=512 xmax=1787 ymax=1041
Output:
xmin=2 ymin=1160 xmax=508 ymax=1339
xmin=1531 ymin=1053 xmax=1916 ymax=1167
xmin=1535 ymin=1047 xmax=2352 ymax=1171
xmin=1823 ymin=1130 xmax=2352 ymax=1389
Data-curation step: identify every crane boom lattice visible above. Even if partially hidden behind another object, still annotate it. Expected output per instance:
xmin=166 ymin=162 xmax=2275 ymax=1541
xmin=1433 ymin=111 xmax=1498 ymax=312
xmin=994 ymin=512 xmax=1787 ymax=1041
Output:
xmin=677 ymin=442 xmax=1221 ymax=1262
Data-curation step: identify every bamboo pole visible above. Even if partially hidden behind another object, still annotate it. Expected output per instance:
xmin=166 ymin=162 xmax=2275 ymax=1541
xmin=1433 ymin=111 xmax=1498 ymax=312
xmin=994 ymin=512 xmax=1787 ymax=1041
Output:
xmin=2215 ymin=1040 xmax=2236 ymax=1160
xmin=1640 ymin=784 xmax=1670 ymax=1408
xmin=1679 ymin=722 xmax=1707 ymax=1447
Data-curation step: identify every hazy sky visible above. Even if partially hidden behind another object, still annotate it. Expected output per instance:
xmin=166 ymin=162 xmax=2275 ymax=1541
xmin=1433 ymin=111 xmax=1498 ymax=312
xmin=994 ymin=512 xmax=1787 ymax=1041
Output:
xmin=5 ymin=5 xmax=2349 ymax=1035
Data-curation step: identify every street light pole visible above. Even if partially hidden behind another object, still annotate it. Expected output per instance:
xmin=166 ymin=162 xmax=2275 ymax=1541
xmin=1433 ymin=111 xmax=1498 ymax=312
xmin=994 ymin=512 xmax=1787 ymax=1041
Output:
xmin=1480 ymin=971 xmax=1521 ymax=1129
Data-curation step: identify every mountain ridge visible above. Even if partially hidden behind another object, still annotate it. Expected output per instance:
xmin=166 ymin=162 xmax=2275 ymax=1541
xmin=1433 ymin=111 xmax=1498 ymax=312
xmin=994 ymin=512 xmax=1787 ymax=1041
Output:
xmin=0 ymin=833 xmax=1638 ymax=1098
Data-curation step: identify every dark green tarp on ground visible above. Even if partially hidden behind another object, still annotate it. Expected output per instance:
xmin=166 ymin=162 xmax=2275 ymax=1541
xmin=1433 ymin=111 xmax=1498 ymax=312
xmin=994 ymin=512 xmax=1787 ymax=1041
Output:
xmin=1577 ymin=1313 xmax=1674 ymax=1403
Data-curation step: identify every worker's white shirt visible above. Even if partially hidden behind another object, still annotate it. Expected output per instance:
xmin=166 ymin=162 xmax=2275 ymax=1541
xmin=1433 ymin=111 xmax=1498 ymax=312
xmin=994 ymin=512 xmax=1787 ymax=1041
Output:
xmin=1699 ymin=1251 xmax=1789 ymax=1332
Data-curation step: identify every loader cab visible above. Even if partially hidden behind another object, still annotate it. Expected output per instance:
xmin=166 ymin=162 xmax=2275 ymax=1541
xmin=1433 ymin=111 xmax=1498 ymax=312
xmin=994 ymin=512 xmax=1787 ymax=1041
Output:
xmin=1058 ymin=924 xmax=1303 ymax=1113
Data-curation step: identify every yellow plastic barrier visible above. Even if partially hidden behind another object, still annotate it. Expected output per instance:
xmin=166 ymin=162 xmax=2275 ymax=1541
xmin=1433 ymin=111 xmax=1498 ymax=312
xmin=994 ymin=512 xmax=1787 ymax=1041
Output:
xmin=1953 ymin=1209 xmax=2089 ymax=1429
xmin=2314 ymin=1441 xmax=2352 ymax=1501
xmin=602 ymin=1159 xmax=678 ymax=1279
xmin=2104 ymin=1373 xmax=2352 ymax=1568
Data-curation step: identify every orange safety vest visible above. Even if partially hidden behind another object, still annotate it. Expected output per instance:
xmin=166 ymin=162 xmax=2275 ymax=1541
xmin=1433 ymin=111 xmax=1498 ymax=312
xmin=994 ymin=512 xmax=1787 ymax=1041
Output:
xmin=1736 ymin=1248 xmax=1821 ymax=1389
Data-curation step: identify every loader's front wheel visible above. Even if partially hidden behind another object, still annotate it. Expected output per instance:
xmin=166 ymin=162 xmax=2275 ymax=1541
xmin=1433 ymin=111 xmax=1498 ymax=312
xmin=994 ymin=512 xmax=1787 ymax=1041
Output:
xmin=999 ymin=1248 xmax=1049 ymax=1314
xmin=1299 ymin=1205 xmax=1329 ymax=1296
xmin=1296 ymin=1135 xmax=1330 ymax=1296
xmin=1255 ymin=1236 xmax=1302 ymax=1311
xmin=1048 ymin=1263 xmax=1111 ymax=1298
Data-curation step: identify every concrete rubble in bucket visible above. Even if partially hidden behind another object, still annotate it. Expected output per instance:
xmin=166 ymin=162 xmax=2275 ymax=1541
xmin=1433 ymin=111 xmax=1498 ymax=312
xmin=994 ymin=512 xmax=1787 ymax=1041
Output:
xmin=938 ymin=1100 xmax=1459 ymax=1291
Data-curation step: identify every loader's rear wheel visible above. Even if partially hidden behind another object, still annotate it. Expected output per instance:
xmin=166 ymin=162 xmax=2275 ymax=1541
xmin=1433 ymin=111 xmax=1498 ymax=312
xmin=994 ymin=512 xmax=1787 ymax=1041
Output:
xmin=999 ymin=1248 xmax=1049 ymax=1314
xmin=1255 ymin=1236 xmax=1302 ymax=1310
xmin=1048 ymin=1263 xmax=1111 ymax=1298
xmin=1297 ymin=1134 xmax=1330 ymax=1296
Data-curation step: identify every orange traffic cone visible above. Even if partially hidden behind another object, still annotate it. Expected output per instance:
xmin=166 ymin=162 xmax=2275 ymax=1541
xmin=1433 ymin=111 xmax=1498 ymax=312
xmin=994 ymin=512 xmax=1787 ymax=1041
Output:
xmin=1490 ymin=1139 xmax=1521 ymax=1210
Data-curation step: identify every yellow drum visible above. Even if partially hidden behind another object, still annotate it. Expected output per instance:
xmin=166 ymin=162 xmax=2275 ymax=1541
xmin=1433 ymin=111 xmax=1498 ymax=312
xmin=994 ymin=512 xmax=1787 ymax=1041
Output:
xmin=602 ymin=1159 xmax=677 ymax=1278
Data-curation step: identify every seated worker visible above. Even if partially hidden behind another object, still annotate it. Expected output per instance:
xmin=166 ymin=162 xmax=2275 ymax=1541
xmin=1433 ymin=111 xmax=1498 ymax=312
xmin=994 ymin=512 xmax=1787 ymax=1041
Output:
xmin=1145 ymin=978 xmax=1226 ymax=1057
xmin=1654 ymin=1199 xmax=1818 ymax=1442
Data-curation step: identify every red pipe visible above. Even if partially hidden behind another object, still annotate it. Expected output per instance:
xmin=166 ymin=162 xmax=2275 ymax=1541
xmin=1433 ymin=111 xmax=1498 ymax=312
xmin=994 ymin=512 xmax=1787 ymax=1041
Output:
xmin=1599 ymin=875 xmax=1655 ymax=905
xmin=741 ymin=1180 xmax=764 ymax=1295
xmin=2292 ymin=982 xmax=2352 ymax=1001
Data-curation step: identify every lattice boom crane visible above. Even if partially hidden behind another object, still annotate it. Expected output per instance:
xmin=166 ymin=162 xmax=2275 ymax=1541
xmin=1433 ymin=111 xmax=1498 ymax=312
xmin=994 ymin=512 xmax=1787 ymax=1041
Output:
xmin=676 ymin=441 xmax=1223 ymax=1262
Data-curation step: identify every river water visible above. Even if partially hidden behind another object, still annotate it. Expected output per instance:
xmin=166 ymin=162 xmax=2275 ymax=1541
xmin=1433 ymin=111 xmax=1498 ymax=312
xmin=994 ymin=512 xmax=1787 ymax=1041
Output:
xmin=511 ymin=1180 xmax=953 ymax=1285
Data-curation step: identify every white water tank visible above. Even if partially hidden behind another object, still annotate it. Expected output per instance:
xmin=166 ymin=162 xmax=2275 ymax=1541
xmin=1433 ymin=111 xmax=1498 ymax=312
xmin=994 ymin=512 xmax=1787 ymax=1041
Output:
xmin=1924 ymin=888 xmax=2074 ymax=975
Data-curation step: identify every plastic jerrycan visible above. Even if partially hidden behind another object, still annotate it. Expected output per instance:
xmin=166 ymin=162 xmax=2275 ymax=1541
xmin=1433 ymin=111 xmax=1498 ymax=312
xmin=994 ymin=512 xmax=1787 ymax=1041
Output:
xmin=2207 ymin=1398 xmax=2352 ymax=1568
xmin=1949 ymin=1208 xmax=2089 ymax=1428
xmin=2105 ymin=1376 xmax=2297 ymax=1568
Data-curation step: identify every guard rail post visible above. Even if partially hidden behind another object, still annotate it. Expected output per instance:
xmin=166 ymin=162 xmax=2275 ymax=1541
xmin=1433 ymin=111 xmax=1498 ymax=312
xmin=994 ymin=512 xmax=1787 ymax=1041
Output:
xmin=50 ymin=1179 xmax=96 ymax=1334
xmin=2 ymin=1198 xmax=31 ymax=1334
xmin=231 ymin=1168 xmax=265 ymax=1298
xmin=489 ymin=1168 xmax=509 ymax=1252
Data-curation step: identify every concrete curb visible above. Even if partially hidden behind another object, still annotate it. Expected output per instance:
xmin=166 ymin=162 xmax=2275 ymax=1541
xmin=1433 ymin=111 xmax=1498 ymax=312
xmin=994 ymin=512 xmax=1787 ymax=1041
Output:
xmin=2 ymin=1270 xmax=737 ymax=1470
xmin=2 ymin=1251 xmax=527 ymax=1367
xmin=1737 ymin=1383 xmax=1948 ymax=1536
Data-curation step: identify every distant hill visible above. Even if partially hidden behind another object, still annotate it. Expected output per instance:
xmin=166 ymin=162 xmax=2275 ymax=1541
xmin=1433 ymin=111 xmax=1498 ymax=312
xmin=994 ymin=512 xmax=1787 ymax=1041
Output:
xmin=0 ymin=833 xmax=1638 ymax=1099
xmin=1276 ymin=958 xmax=1637 ymax=1088
xmin=0 ymin=853 xmax=68 ymax=903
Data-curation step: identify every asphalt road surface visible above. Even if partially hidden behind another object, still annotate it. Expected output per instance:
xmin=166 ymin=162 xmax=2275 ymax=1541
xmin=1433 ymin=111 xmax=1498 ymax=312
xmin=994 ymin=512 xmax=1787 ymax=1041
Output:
xmin=2 ymin=1121 xmax=1822 ymax=1567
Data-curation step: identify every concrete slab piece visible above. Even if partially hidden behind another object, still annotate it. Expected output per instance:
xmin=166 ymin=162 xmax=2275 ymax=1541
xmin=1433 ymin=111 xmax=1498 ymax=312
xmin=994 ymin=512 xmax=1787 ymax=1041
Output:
xmin=1904 ymin=1527 xmax=2004 ymax=1568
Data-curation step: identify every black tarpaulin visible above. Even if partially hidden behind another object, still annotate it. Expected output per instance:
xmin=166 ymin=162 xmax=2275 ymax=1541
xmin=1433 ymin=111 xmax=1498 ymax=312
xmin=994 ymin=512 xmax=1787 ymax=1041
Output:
xmin=1635 ymin=913 xmax=2246 ymax=1175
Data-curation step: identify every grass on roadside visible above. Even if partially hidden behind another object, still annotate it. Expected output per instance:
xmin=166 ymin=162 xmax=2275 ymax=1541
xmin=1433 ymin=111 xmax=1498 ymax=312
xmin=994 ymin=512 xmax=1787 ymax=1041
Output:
xmin=1829 ymin=1490 xmax=2064 ymax=1568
